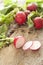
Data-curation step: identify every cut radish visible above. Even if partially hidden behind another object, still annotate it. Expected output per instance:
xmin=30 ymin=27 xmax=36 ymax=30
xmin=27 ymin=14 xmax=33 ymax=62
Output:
xmin=22 ymin=41 xmax=33 ymax=51
xmin=13 ymin=36 xmax=25 ymax=48
xmin=30 ymin=41 xmax=41 ymax=50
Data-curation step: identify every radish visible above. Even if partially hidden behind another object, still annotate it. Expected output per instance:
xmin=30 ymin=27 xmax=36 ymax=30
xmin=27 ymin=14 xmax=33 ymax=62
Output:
xmin=42 ymin=18 xmax=43 ymax=27
xmin=27 ymin=3 xmax=37 ymax=11
xmin=30 ymin=41 xmax=41 ymax=50
xmin=22 ymin=41 xmax=33 ymax=51
xmin=33 ymin=17 xmax=43 ymax=29
xmin=13 ymin=36 xmax=25 ymax=48
xmin=24 ymin=10 xmax=30 ymax=17
xmin=15 ymin=11 xmax=26 ymax=25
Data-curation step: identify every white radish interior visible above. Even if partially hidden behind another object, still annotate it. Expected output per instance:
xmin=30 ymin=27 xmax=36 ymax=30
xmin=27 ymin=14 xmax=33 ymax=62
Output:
xmin=16 ymin=37 xmax=25 ymax=48
xmin=30 ymin=41 xmax=41 ymax=50
xmin=22 ymin=41 xmax=33 ymax=50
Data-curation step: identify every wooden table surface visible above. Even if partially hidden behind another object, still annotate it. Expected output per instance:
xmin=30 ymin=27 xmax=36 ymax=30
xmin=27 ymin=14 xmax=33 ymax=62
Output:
xmin=0 ymin=26 xmax=43 ymax=65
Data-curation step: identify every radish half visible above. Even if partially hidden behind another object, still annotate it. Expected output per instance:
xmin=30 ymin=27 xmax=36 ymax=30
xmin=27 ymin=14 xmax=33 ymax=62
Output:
xmin=13 ymin=36 xmax=25 ymax=48
xmin=22 ymin=41 xmax=33 ymax=51
xmin=30 ymin=41 xmax=41 ymax=50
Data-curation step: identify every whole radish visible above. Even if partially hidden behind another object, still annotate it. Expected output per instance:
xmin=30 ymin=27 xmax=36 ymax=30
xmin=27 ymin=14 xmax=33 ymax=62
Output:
xmin=24 ymin=10 xmax=30 ymax=17
xmin=27 ymin=3 xmax=37 ymax=11
xmin=13 ymin=36 xmax=25 ymax=48
xmin=33 ymin=17 xmax=43 ymax=29
xmin=15 ymin=11 xmax=26 ymax=25
xmin=41 ymin=18 xmax=43 ymax=28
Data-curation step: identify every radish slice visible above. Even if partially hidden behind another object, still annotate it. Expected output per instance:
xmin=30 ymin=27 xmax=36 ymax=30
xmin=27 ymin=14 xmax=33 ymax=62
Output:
xmin=22 ymin=41 xmax=33 ymax=51
xmin=30 ymin=41 xmax=41 ymax=50
xmin=13 ymin=36 xmax=25 ymax=48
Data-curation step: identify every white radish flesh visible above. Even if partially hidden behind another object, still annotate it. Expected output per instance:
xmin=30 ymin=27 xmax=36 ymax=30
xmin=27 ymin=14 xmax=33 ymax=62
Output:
xmin=22 ymin=41 xmax=33 ymax=50
xmin=30 ymin=41 xmax=41 ymax=50
xmin=14 ymin=36 xmax=25 ymax=48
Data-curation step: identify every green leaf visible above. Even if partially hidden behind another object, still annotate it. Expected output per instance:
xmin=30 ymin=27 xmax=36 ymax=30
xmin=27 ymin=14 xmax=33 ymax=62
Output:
xmin=0 ymin=14 xmax=5 ymax=24
xmin=0 ymin=3 xmax=17 ymax=15
xmin=0 ymin=24 xmax=8 ymax=34
xmin=5 ymin=3 xmax=17 ymax=14
xmin=27 ymin=11 xmax=35 ymax=28
xmin=26 ymin=0 xmax=42 ymax=3
xmin=0 ymin=34 xmax=6 ymax=39
xmin=3 ymin=0 xmax=12 ymax=6
xmin=27 ymin=17 xmax=34 ymax=28
xmin=37 ymin=5 xmax=43 ymax=13
xmin=0 ymin=37 xmax=13 ymax=48
xmin=0 ymin=42 xmax=5 ymax=48
xmin=3 ymin=0 xmax=17 ymax=7
xmin=28 ymin=11 xmax=40 ymax=20
xmin=27 ymin=11 xmax=41 ymax=28
xmin=4 ymin=8 xmax=19 ymax=25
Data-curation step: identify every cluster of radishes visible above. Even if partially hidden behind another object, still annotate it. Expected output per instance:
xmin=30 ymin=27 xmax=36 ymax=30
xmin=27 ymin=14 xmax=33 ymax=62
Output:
xmin=13 ymin=36 xmax=41 ymax=51
xmin=15 ymin=3 xmax=43 ymax=29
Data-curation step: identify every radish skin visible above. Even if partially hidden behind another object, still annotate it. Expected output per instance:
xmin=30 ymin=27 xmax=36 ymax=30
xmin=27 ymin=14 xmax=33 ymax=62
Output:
xmin=13 ymin=36 xmax=25 ymax=48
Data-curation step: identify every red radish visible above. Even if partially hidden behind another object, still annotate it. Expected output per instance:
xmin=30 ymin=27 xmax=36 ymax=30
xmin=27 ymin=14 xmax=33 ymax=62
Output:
xmin=30 ymin=41 xmax=41 ymax=50
xmin=24 ymin=10 xmax=30 ymax=17
xmin=27 ymin=3 xmax=37 ymax=11
xmin=15 ymin=11 xmax=26 ymax=25
xmin=13 ymin=36 xmax=25 ymax=48
xmin=22 ymin=41 xmax=33 ymax=51
xmin=33 ymin=17 xmax=43 ymax=29
xmin=42 ymin=18 xmax=43 ymax=27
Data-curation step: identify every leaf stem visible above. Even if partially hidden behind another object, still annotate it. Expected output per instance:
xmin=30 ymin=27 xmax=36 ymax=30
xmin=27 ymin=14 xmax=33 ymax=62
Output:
xmin=0 ymin=37 xmax=13 ymax=42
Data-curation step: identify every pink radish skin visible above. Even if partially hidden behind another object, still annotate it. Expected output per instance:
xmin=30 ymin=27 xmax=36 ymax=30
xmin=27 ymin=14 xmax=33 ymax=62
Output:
xmin=22 ymin=41 xmax=33 ymax=51
xmin=24 ymin=10 xmax=30 ymax=17
xmin=27 ymin=3 xmax=37 ymax=11
xmin=15 ymin=11 xmax=26 ymax=25
xmin=33 ymin=17 xmax=43 ymax=29
xmin=30 ymin=41 xmax=41 ymax=51
xmin=13 ymin=36 xmax=25 ymax=48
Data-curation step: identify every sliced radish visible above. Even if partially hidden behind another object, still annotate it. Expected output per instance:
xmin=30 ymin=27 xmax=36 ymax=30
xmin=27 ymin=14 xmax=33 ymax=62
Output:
xmin=22 ymin=41 xmax=33 ymax=51
xmin=13 ymin=36 xmax=25 ymax=48
xmin=30 ymin=41 xmax=41 ymax=50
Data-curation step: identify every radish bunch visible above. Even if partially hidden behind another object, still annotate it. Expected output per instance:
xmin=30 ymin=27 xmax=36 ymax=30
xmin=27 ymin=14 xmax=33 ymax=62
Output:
xmin=15 ymin=2 xmax=43 ymax=29
xmin=13 ymin=36 xmax=41 ymax=51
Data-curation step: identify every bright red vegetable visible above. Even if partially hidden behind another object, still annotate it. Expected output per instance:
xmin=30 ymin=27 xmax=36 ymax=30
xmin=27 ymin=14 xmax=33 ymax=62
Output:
xmin=15 ymin=11 xmax=26 ymax=25
xmin=42 ymin=18 xmax=43 ymax=27
xmin=33 ymin=17 xmax=43 ymax=29
xmin=27 ymin=3 xmax=37 ymax=11
xmin=24 ymin=10 xmax=30 ymax=17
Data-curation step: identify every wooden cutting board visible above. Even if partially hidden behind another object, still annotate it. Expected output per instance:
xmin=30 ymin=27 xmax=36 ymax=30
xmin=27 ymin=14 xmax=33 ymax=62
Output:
xmin=0 ymin=26 xmax=43 ymax=65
